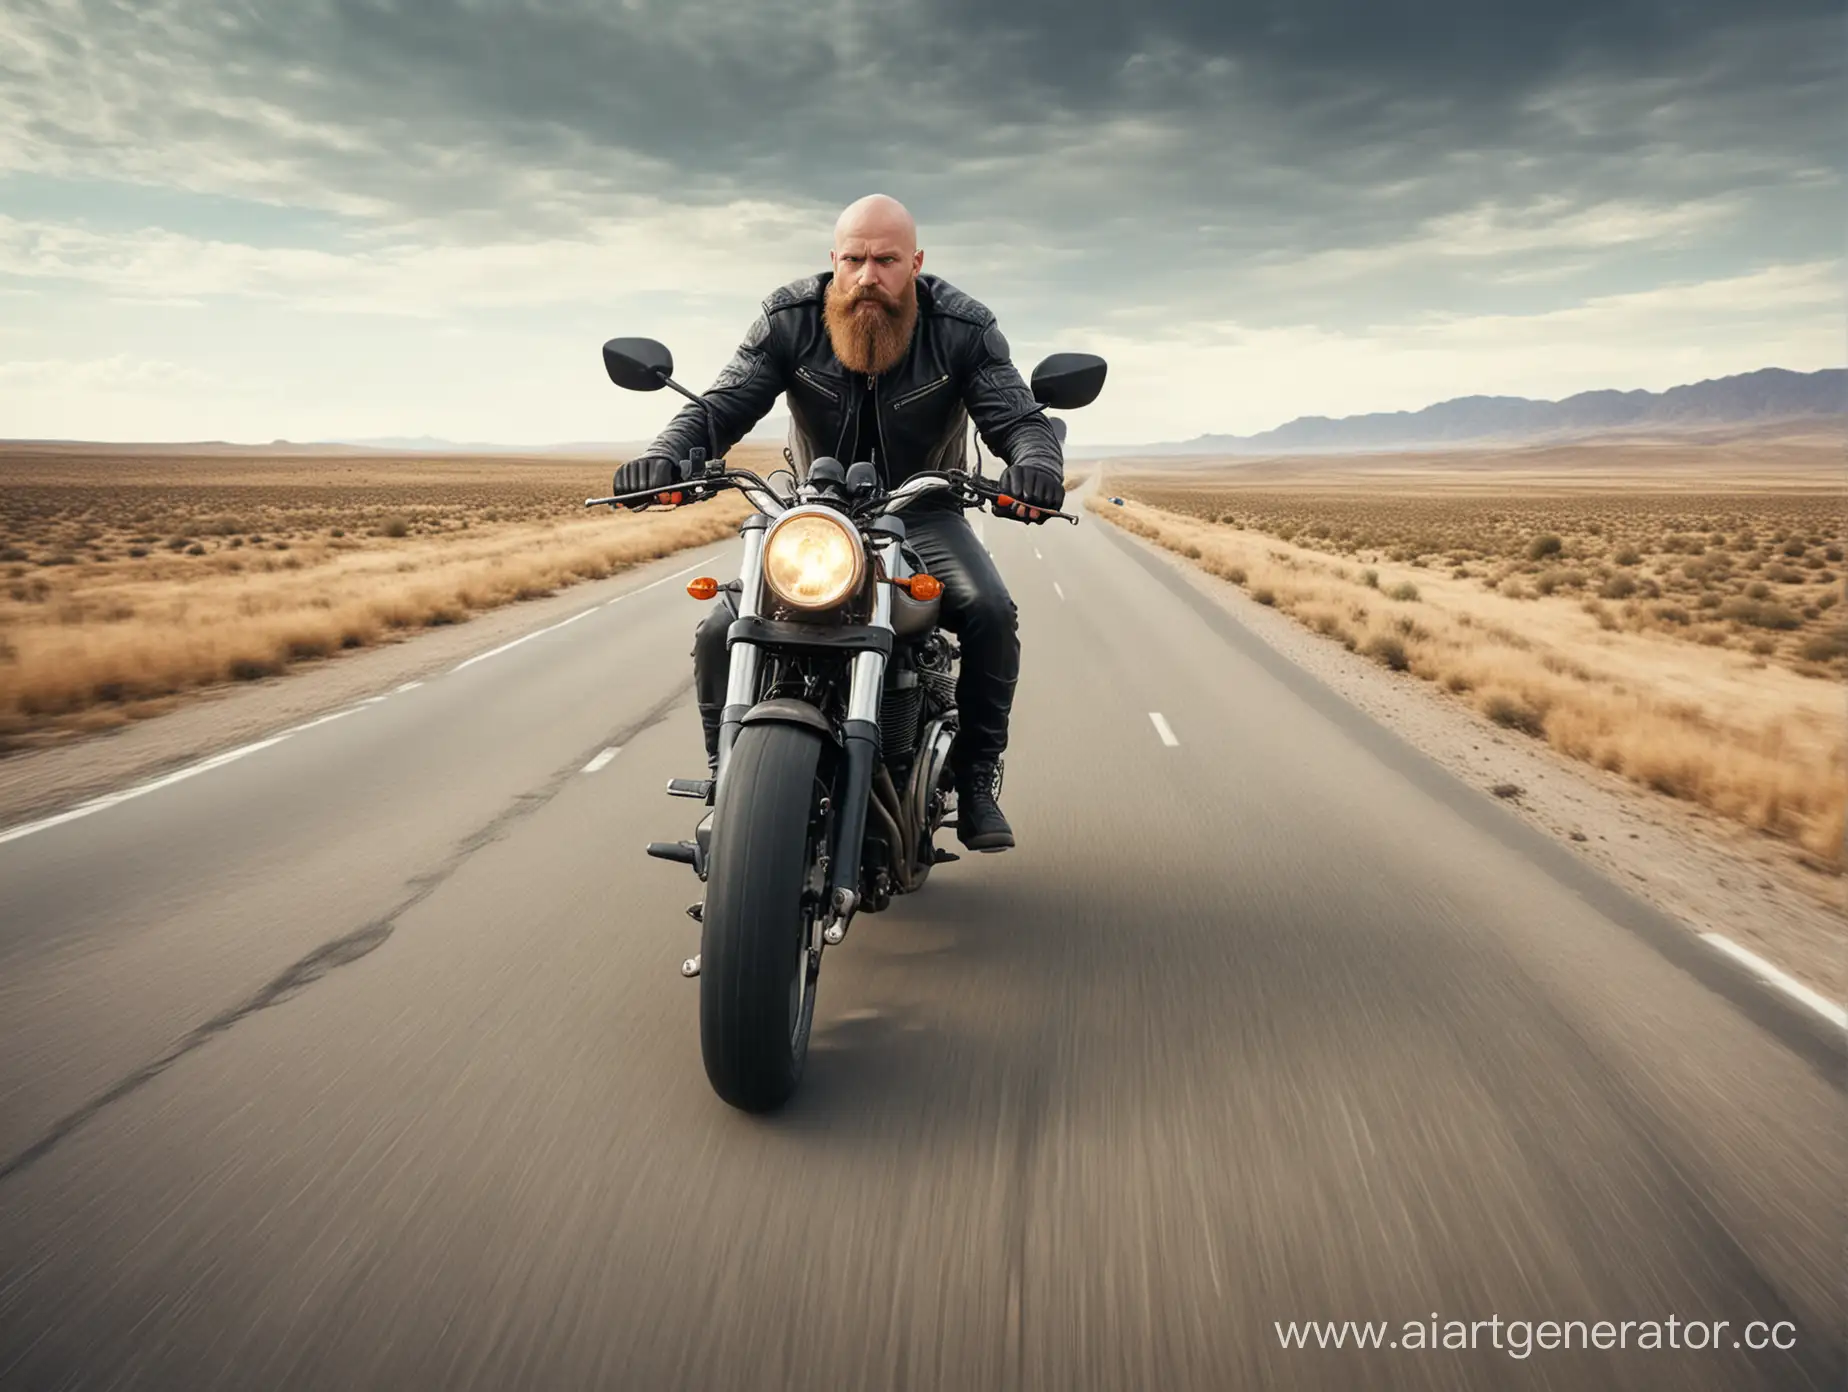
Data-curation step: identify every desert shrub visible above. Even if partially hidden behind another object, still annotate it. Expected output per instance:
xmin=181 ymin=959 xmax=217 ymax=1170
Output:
xmin=1798 ymin=628 xmax=1848 ymax=662
xmin=381 ymin=517 xmax=411 ymax=538
xmin=1719 ymin=597 xmax=1801 ymax=630
xmin=1387 ymin=581 xmax=1420 ymax=601
xmin=1252 ymin=587 xmax=1276 ymax=606
xmin=1361 ymin=568 xmax=1379 ymax=589
xmin=1613 ymin=547 xmax=1641 ymax=566
xmin=1527 ymin=534 xmax=1563 ymax=561
xmin=1598 ymin=572 xmax=1637 ymax=599
xmin=1362 ymin=633 xmax=1409 ymax=670
xmin=1481 ymin=691 xmax=1547 ymax=736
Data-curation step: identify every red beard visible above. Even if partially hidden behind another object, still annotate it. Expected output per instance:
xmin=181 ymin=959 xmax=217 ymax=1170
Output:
xmin=824 ymin=275 xmax=919 ymax=376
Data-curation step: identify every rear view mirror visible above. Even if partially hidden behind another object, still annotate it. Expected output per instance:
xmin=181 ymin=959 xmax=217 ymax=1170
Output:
xmin=603 ymin=337 xmax=675 ymax=391
xmin=1030 ymin=352 xmax=1107 ymax=410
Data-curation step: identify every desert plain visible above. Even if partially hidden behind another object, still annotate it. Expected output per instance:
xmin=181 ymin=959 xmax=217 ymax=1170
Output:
xmin=0 ymin=443 xmax=767 ymax=752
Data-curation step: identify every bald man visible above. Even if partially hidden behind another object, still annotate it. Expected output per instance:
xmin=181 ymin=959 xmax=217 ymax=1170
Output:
xmin=611 ymin=194 xmax=1066 ymax=851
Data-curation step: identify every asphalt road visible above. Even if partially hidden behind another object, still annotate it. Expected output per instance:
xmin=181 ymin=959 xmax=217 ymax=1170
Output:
xmin=0 ymin=494 xmax=1840 ymax=1391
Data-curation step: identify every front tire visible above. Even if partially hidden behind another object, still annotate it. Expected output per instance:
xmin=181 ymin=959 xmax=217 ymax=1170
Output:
xmin=699 ymin=722 xmax=825 ymax=1112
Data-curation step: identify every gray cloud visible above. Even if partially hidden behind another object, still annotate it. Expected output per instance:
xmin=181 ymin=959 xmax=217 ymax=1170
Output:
xmin=1 ymin=0 xmax=1837 ymax=342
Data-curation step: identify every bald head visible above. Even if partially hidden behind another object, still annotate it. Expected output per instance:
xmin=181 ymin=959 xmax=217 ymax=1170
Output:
xmin=834 ymin=193 xmax=917 ymax=254
xmin=830 ymin=193 xmax=924 ymax=308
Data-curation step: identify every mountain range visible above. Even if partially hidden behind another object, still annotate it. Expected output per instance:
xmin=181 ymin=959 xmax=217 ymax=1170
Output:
xmin=1120 ymin=366 xmax=1843 ymax=457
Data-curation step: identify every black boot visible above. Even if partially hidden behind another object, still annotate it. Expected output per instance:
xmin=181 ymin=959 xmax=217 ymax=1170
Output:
xmin=956 ymin=761 xmax=1014 ymax=852
xmin=699 ymin=702 xmax=722 ymax=778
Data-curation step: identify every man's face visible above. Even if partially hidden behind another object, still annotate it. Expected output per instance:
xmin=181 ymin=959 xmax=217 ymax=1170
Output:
xmin=831 ymin=232 xmax=922 ymax=309
xmin=825 ymin=228 xmax=923 ymax=376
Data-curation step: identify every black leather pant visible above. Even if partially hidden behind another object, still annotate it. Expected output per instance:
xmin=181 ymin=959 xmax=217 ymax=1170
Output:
xmin=694 ymin=506 xmax=1020 ymax=772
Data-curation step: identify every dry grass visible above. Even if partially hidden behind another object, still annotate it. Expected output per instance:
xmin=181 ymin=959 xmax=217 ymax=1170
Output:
xmin=0 ymin=445 xmax=764 ymax=750
xmin=1092 ymin=434 xmax=1846 ymax=869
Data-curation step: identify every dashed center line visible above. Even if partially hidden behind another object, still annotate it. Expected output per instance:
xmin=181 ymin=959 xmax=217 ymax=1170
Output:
xmin=1149 ymin=712 xmax=1180 ymax=746
xmin=1053 ymin=581 xmax=1065 ymax=601
xmin=1034 ymin=547 xmax=1043 ymax=560
xmin=582 ymin=747 xmax=622 ymax=774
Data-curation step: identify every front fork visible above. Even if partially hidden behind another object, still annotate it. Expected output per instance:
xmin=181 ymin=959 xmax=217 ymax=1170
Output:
xmin=714 ymin=524 xmax=898 ymax=944
xmin=714 ymin=515 xmax=768 ymax=788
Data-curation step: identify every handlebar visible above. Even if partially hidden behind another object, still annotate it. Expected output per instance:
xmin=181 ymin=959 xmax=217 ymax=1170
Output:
xmin=584 ymin=463 xmax=1078 ymax=526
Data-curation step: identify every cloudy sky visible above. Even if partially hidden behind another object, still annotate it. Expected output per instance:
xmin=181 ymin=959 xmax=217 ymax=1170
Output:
xmin=1 ymin=0 xmax=1839 ymax=446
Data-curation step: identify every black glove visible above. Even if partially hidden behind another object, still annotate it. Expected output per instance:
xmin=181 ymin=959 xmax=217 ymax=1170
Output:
xmin=996 ymin=463 xmax=1065 ymax=521
xmin=611 ymin=455 xmax=682 ymax=501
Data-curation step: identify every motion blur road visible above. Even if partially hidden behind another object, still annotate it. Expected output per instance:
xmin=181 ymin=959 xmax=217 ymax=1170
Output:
xmin=0 ymin=491 xmax=1840 ymax=1391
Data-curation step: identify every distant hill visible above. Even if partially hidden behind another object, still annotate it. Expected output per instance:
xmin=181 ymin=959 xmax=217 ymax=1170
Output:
xmin=1137 ymin=367 xmax=1845 ymax=456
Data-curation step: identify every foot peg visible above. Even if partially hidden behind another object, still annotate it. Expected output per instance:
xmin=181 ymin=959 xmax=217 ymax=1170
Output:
xmin=647 ymin=840 xmax=704 ymax=875
xmin=932 ymin=848 xmax=961 ymax=864
xmin=666 ymin=778 xmax=715 ymax=803
xmin=685 ymin=902 xmax=703 ymax=922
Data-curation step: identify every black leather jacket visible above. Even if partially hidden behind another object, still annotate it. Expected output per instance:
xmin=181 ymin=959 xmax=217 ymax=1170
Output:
xmin=638 ymin=272 xmax=1064 ymax=501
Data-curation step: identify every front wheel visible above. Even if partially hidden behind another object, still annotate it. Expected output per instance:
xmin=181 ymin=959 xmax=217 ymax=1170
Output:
xmin=699 ymin=721 xmax=826 ymax=1111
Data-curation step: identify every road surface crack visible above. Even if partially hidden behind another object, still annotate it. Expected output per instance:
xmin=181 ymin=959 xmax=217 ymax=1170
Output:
xmin=0 ymin=685 xmax=690 ymax=1186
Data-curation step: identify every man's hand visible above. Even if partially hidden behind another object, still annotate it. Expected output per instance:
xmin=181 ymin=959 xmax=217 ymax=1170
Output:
xmin=611 ymin=455 xmax=683 ymax=505
xmin=996 ymin=463 xmax=1065 ymax=523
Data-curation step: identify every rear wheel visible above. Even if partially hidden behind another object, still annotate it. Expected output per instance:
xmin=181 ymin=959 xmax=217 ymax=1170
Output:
xmin=699 ymin=722 xmax=826 ymax=1112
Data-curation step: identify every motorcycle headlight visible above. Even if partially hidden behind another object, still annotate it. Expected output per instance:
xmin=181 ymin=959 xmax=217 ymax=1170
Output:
xmin=763 ymin=510 xmax=865 ymax=613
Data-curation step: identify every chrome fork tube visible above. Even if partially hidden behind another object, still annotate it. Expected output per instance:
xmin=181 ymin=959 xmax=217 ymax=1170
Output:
xmin=715 ymin=516 xmax=768 ymax=788
xmin=826 ymin=537 xmax=898 ymax=915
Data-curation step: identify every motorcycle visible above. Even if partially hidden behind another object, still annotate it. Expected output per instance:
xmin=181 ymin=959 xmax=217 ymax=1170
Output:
xmin=587 ymin=336 xmax=1106 ymax=1111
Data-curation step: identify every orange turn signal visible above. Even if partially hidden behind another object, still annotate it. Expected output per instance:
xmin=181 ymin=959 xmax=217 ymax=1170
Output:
xmin=995 ymin=494 xmax=1016 ymax=508
xmin=897 ymin=574 xmax=943 ymax=602
xmin=687 ymin=577 xmax=719 ymax=601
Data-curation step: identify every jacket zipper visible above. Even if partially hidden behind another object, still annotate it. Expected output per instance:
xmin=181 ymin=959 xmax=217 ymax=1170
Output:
xmin=796 ymin=365 xmax=840 ymax=402
xmin=869 ymin=374 xmax=891 ymax=483
xmin=890 ymin=373 xmax=950 ymax=410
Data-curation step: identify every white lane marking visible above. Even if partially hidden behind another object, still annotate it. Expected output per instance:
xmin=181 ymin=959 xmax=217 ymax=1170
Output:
xmin=1149 ymin=712 xmax=1180 ymax=747
xmin=601 ymin=555 xmax=724 ymax=609
xmin=1034 ymin=547 xmax=1043 ymax=560
xmin=1053 ymin=581 xmax=1066 ymax=601
xmin=281 ymin=707 xmax=362 ymax=735
xmin=359 ymin=695 xmax=390 ymax=705
xmin=1701 ymin=934 xmax=1847 ymax=1030
xmin=453 ymin=553 xmax=725 ymax=673
xmin=0 ymin=737 xmax=290 ymax=847
xmin=394 ymin=681 xmax=424 ymax=693
xmin=582 ymin=746 xmax=622 ymax=774
xmin=452 ymin=606 xmax=598 ymax=673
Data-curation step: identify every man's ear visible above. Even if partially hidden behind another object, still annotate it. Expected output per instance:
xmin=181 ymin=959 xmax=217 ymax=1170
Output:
xmin=913 ymin=249 xmax=924 ymax=274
